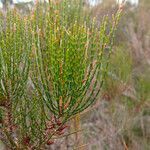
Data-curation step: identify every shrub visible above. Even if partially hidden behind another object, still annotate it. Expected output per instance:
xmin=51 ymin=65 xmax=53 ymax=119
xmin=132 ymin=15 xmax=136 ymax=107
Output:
xmin=0 ymin=0 xmax=122 ymax=149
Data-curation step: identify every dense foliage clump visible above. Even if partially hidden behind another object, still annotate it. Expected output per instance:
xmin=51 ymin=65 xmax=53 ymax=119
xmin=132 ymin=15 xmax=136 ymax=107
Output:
xmin=0 ymin=0 xmax=121 ymax=149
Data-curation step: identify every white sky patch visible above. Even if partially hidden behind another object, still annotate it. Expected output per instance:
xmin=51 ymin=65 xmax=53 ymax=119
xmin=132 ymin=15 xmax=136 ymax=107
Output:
xmin=14 ymin=0 xmax=49 ymax=3
xmin=13 ymin=0 xmax=33 ymax=3
xmin=89 ymin=0 xmax=101 ymax=6
xmin=89 ymin=0 xmax=138 ymax=6
xmin=0 ymin=2 xmax=2 ymax=8
xmin=117 ymin=0 xmax=138 ymax=5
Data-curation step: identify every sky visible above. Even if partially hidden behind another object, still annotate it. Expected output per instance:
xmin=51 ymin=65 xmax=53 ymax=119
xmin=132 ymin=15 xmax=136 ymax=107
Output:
xmin=0 ymin=0 xmax=139 ymax=8
xmin=117 ymin=0 xmax=138 ymax=4
xmin=13 ymin=0 xmax=32 ymax=3
xmin=89 ymin=0 xmax=138 ymax=6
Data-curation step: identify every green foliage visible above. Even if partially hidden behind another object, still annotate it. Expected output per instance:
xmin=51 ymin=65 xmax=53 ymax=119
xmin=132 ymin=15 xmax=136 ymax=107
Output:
xmin=0 ymin=0 xmax=121 ymax=149
xmin=110 ymin=47 xmax=132 ymax=82
xmin=103 ymin=47 xmax=132 ymax=100
xmin=134 ymin=70 xmax=150 ymax=101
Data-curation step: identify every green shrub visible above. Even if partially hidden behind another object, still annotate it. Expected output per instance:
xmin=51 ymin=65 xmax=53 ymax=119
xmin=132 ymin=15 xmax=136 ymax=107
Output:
xmin=0 ymin=0 xmax=121 ymax=149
